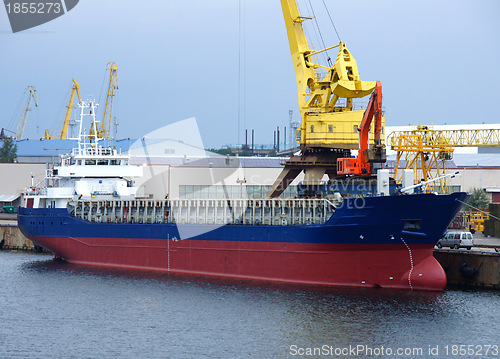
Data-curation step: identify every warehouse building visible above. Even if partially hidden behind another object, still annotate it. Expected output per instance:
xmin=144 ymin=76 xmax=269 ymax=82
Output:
xmin=1 ymin=124 xmax=500 ymax=204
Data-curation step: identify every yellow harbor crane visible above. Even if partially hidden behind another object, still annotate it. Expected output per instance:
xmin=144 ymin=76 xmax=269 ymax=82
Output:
xmin=89 ymin=62 xmax=119 ymax=139
xmin=13 ymin=86 xmax=39 ymax=140
xmin=44 ymin=78 xmax=82 ymax=140
xmin=387 ymin=126 xmax=500 ymax=193
xmin=267 ymin=0 xmax=386 ymax=198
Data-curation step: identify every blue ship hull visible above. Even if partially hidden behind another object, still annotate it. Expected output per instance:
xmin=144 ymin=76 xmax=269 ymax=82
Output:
xmin=18 ymin=192 xmax=468 ymax=290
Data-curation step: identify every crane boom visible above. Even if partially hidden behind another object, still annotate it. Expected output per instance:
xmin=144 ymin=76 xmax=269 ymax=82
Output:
xmin=388 ymin=126 xmax=500 ymax=193
xmin=90 ymin=62 xmax=119 ymax=139
xmin=15 ymin=86 xmax=38 ymax=140
xmin=280 ymin=1 xmax=319 ymax=112
xmin=267 ymin=0 xmax=385 ymax=198
xmin=101 ymin=62 xmax=119 ymax=139
xmin=61 ymin=78 xmax=82 ymax=139
xmin=388 ymin=127 xmax=500 ymax=148
xmin=280 ymin=0 xmax=377 ymax=150
xmin=44 ymin=79 xmax=81 ymax=140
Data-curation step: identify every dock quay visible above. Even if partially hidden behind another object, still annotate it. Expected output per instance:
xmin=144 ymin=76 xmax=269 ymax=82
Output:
xmin=434 ymin=249 xmax=500 ymax=289
xmin=2 ymin=216 xmax=499 ymax=289
xmin=0 ymin=215 xmax=37 ymax=251
xmin=433 ymin=233 xmax=500 ymax=289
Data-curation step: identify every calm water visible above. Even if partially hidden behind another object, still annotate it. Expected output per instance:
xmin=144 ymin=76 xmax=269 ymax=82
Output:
xmin=0 ymin=251 xmax=499 ymax=359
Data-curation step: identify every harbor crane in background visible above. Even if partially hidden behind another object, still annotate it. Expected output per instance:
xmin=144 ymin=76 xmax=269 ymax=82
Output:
xmin=44 ymin=78 xmax=82 ymax=140
xmin=267 ymin=0 xmax=386 ymax=198
xmin=1 ymin=86 xmax=39 ymax=140
xmin=89 ymin=62 xmax=119 ymax=139
xmin=16 ymin=86 xmax=38 ymax=140
xmin=387 ymin=126 xmax=500 ymax=193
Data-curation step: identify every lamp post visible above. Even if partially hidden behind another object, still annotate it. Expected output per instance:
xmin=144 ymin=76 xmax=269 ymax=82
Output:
xmin=236 ymin=177 xmax=247 ymax=198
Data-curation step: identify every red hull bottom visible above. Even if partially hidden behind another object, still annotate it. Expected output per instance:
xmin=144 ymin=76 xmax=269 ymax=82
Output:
xmin=33 ymin=236 xmax=447 ymax=291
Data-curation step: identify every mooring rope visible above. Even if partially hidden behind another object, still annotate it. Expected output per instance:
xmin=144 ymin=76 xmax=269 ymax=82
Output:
xmin=456 ymin=199 xmax=500 ymax=221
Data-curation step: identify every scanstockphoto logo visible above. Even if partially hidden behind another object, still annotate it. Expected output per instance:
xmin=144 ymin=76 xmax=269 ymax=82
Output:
xmin=3 ymin=0 xmax=79 ymax=33
xmin=128 ymin=117 xmax=249 ymax=239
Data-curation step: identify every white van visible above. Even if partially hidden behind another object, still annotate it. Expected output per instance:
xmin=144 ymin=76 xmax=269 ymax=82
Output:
xmin=436 ymin=231 xmax=474 ymax=250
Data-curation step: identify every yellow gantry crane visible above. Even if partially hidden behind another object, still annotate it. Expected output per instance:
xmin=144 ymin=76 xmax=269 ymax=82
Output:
xmin=267 ymin=0 xmax=385 ymax=197
xmin=14 ymin=86 xmax=38 ymax=140
xmin=89 ymin=62 xmax=119 ymax=139
xmin=44 ymin=78 xmax=82 ymax=140
xmin=387 ymin=126 xmax=500 ymax=193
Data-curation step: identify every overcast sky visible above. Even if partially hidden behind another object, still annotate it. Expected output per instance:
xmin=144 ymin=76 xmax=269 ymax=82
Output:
xmin=1 ymin=0 xmax=499 ymax=148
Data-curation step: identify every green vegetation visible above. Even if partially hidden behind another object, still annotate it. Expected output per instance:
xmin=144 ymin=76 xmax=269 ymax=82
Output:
xmin=238 ymin=145 xmax=253 ymax=157
xmin=467 ymin=188 xmax=489 ymax=209
xmin=207 ymin=148 xmax=233 ymax=156
xmin=0 ymin=138 xmax=17 ymax=163
xmin=207 ymin=146 xmax=276 ymax=157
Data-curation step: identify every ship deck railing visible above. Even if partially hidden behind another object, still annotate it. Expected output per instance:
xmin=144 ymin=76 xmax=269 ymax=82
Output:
xmin=71 ymin=143 xmax=117 ymax=157
xmin=24 ymin=187 xmax=47 ymax=196
xmin=69 ymin=198 xmax=341 ymax=226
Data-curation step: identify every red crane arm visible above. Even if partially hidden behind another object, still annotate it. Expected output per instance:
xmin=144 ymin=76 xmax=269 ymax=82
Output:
xmin=336 ymin=81 xmax=385 ymax=176
xmin=359 ymin=81 xmax=382 ymax=157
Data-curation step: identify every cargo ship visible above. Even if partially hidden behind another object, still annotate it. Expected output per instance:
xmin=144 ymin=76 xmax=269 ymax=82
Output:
xmin=17 ymin=0 xmax=468 ymax=291
xmin=18 ymin=193 xmax=466 ymax=291
xmin=17 ymin=101 xmax=467 ymax=291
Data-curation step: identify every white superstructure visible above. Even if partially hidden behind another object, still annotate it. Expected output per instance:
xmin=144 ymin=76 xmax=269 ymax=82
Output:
xmin=23 ymin=100 xmax=143 ymax=209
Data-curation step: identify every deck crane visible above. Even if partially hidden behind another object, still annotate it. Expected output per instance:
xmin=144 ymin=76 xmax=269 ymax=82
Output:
xmin=267 ymin=0 xmax=386 ymax=197
xmin=89 ymin=62 xmax=119 ymax=139
xmin=11 ymin=86 xmax=38 ymax=140
xmin=44 ymin=78 xmax=82 ymax=140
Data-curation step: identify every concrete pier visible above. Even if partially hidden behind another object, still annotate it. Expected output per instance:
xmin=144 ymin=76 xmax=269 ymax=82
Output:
xmin=434 ymin=249 xmax=500 ymax=289
xmin=434 ymin=234 xmax=500 ymax=289
xmin=0 ymin=216 xmax=36 ymax=251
